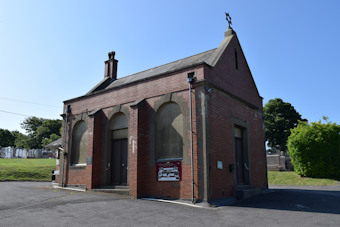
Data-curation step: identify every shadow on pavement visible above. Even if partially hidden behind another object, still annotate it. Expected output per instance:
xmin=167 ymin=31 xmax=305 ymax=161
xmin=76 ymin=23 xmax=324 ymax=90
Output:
xmin=229 ymin=188 xmax=340 ymax=215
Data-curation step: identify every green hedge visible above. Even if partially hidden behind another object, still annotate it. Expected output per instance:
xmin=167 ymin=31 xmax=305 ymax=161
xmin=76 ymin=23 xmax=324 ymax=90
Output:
xmin=287 ymin=119 xmax=340 ymax=179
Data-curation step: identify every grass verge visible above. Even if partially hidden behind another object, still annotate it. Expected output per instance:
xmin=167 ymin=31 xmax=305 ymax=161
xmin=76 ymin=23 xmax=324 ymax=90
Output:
xmin=0 ymin=158 xmax=56 ymax=181
xmin=268 ymin=171 xmax=338 ymax=186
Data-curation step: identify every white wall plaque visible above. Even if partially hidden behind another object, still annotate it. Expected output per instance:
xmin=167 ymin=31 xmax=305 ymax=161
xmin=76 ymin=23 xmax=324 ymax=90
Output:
xmin=217 ymin=161 xmax=223 ymax=169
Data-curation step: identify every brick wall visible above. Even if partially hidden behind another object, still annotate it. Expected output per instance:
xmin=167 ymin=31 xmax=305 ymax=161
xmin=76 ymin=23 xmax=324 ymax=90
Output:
xmin=204 ymin=34 xmax=267 ymax=199
xmin=134 ymin=92 xmax=198 ymax=200
xmin=205 ymin=35 xmax=262 ymax=109
xmin=91 ymin=110 xmax=106 ymax=188
xmin=58 ymin=65 xmax=204 ymax=199
xmin=206 ymin=91 xmax=266 ymax=199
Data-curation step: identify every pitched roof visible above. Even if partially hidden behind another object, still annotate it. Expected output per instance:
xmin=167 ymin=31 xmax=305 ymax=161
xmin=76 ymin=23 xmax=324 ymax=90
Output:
xmin=44 ymin=138 xmax=62 ymax=149
xmin=73 ymin=28 xmax=236 ymax=98
xmin=87 ymin=48 xmax=218 ymax=95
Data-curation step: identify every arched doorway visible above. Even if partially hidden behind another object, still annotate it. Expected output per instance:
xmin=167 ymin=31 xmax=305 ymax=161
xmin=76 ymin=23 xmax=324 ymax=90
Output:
xmin=110 ymin=113 xmax=128 ymax=186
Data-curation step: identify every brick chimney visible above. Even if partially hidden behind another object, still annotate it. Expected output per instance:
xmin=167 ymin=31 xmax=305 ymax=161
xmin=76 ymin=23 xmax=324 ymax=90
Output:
xmin=104 ymin=51 xmax=118 ymax=80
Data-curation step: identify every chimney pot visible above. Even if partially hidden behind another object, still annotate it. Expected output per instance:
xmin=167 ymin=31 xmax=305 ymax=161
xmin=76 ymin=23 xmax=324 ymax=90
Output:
xmin=108 ymin=51 xmax=115 ymax=60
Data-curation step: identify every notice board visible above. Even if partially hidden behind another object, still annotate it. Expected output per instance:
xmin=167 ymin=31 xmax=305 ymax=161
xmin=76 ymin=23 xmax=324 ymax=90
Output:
xmin=156 ymin=161 xmax=181 ymax=181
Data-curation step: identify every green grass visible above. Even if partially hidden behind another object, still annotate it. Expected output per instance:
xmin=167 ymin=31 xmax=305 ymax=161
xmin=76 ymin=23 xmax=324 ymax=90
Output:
xmin=268 ymin=171 xmax=338 ymax=186
xmin=0 ymin=158 xmax=56 ymax=181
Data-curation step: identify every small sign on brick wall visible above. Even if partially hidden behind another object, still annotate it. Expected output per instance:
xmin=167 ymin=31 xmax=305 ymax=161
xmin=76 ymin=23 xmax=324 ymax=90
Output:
xmin=217 ymin=161 xmax=223 ymax=169
xmin=156 ymin=161 xmax=181 ymax=181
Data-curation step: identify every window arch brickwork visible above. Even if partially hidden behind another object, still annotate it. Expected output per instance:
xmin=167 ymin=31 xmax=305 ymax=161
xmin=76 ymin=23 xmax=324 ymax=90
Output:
xmin=147 ymin=92 xmax=190 ymax=165
xmin=156 ymin=102 xmax=184 ymax=161
xmin=71 ymin=120 xmax=88 ymax=165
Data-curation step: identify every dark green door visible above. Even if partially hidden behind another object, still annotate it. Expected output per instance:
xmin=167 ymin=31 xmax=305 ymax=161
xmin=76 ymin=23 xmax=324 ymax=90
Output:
xmin=235 ymin=127 xmax=249 ymax=185
xmin=111 ymin=139 xmax=128 ymax=185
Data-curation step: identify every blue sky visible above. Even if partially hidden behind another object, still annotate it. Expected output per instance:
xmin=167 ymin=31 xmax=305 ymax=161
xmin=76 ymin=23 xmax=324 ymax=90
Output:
xmin=1 ymin=0 xmax=339 ymax=133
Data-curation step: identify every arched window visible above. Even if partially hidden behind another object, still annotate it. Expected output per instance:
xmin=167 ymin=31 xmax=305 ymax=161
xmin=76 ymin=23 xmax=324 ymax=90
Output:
xmin=110 ymin=113 xmax=128 ymax=140
xmin=71 ymin=120 xmax=88 ymax=165
xmin=156 ymin=102 xmax=184 ymax=161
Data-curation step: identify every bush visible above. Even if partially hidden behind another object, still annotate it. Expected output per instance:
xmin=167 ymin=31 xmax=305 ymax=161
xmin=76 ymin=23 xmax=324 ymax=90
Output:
xmin=287 ymin=118 xmax=340 ymax=179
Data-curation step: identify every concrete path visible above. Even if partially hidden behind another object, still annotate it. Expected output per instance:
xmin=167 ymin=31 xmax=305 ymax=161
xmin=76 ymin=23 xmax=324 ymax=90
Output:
xmin=0 ymin=182 xmax=339 ymax=226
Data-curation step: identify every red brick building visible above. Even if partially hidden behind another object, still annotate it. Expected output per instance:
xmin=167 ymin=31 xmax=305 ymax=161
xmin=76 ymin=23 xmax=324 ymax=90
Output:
xmin=56 ymin=26 xmax=267 ymax=203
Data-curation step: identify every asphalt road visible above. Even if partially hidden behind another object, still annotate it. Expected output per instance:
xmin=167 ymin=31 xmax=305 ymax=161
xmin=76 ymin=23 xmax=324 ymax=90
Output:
xmin=0 ymin=182 xmax=340 ymax=227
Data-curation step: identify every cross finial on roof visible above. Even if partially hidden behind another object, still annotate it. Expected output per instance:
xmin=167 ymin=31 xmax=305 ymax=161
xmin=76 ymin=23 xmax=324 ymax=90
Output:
xmin=225 ymin=12 xmax=232 ymax=28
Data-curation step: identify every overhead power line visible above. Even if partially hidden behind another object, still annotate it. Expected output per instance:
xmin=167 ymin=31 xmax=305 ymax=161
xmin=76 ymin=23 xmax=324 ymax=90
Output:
xmin=0 ymin=97 xmax=62 ymax=108
xmin=0 ymin=110 xmax=61 ymax=120
xmin=0 ymin=109 xmax=30 ymax=117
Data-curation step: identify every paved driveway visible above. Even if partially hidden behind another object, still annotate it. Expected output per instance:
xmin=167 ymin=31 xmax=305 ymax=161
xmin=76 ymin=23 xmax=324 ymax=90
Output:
xmin=0 ymin=182 xmax=339 ymax=226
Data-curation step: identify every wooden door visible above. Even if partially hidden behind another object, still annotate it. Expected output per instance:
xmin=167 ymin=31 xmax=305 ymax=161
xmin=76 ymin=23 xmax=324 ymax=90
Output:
xmin=111 ymin=139 xmax=128 ymax=185
xmin=235 ymin=127 xmax=249 ymax=185
xmin=235 ymin=137 xmax=245 ymax=184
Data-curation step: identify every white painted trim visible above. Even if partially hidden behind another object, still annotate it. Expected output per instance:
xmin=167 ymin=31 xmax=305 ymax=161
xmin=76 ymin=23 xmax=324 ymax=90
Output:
xmin=141 ymin=198 xmax=210 ymax=209
xmin=71 ymin=163 xmax=86 ymax=167
xmin=52 ymin=185 xmax=86 ymax=192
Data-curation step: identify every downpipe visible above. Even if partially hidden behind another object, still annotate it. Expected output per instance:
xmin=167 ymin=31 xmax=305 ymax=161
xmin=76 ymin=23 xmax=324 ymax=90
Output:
xmin=187 ymin=72 xmax=196 ymax=203
xmin=61 ymin=105 xmax=71 ymax=187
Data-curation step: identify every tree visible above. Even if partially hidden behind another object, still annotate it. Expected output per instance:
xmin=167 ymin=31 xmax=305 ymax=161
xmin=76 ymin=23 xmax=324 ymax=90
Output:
xmin=14 ymin=132 xmax=32 ymax=148
xmin=287 ymin=117 xmax=340 ymax=178
xmin=42 ymin=134 xmax=60 ymax=147
xmin=16 ymin=117 xmax=62 ymax=148
xmin=20 ymin=117 xmax=45 ymax=135
xmin=264 ymin=98 xmax=305 ymax=150
xmin=0 ymin=129 xmax=16 ymax=147
xmin=36 ymin=119 xmax=62 ymax=143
